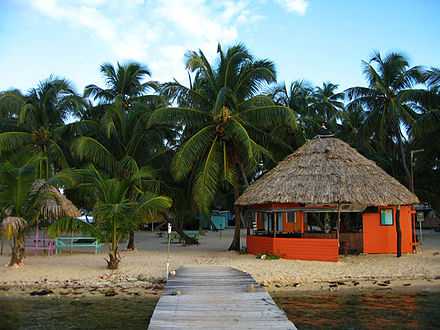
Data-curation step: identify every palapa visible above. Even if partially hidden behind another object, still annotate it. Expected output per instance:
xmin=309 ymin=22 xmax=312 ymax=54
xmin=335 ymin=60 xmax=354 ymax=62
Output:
xmin=235 ymin=137 xmax=419 ymax=207
xmin=32 ymin=180 xmax=81 ymax=219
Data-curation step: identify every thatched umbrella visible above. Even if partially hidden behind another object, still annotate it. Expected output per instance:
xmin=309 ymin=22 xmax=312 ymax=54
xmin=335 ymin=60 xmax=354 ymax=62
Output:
xmin=32 ymin=180 xmax=81 ymax=252
xmin=236 ymin=137 xmax=419 ymax=207
xmin=33 ymin=180 xmax=81 ymax=220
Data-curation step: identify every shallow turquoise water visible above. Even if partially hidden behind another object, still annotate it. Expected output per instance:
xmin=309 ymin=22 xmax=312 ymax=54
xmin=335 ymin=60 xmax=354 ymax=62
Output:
xmin=273 ymin=291 xmax=440 ymax=329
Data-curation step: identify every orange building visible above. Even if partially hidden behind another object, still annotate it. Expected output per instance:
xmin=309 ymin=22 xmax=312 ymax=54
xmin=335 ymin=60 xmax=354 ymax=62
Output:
xmin=235 ymin=133 xmax=419 ymax=262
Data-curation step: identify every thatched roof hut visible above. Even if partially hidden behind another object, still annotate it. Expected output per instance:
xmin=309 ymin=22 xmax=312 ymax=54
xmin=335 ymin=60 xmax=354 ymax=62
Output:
xmin=33 ymin=180 xmax=81 ymax=219
xmin=235 ymin=137 xmax=419 ymax=207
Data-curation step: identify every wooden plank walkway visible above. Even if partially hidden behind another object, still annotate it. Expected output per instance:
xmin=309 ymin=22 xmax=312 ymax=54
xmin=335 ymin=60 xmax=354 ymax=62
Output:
xmin=148 ymin=266 xmax=296 ymax=329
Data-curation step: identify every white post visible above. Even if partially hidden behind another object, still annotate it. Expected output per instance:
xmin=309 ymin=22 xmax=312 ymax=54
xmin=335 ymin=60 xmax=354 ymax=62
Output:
xmin=166 ymin=223 xmax=172 ymax=280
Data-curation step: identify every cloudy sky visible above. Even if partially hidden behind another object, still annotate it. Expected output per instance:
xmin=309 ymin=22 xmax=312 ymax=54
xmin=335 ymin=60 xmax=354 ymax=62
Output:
xmin=1 ymin=0 xmax=439 ymax=94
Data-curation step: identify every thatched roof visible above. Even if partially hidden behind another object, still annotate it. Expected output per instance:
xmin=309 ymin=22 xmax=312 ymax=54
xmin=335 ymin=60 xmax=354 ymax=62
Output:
xmin=235 ymin=137 xmax=419 ymax=207
xmin=33 ymin=180 xmax=81 ymax=219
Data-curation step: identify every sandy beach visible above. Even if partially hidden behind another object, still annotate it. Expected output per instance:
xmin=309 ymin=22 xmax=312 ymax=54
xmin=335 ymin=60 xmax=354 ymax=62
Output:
xmin=1 ymin=229 xmax=439 ymax=295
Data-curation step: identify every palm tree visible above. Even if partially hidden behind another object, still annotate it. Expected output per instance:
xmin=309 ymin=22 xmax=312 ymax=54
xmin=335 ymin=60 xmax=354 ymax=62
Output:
xmin=408 ymin=67 xmax=440 ymax=208
xmin=266 ymin=80 xmax=311 ymax=155
xmin=0 ymin=89 xmax=22 ymax=134
xmin=346 ymin=51 xmax=425 ymax=187
xmin=149 ymin=43 xmax=297 ymax=250
xmin=79 ymin=165 xmax=172 ymax=269
xmin=84 ymin=62 xmax=158 ymax=108
xmin=0 ymin=163 xmax=35 ymax=266
xmin=80 ymin=61 xmax=173 ymax=249
xmin=0 ymin=77 xmax=83 ymax=179
xmin=310 ymin=82 xmax=345 ymax=135
xmin=73 ymin=101 xmax=173 ymax=249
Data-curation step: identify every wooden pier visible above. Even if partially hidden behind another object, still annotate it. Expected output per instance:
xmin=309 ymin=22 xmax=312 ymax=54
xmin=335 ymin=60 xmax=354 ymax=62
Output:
xmin=148 ymin=266 xmax=296 ymax=329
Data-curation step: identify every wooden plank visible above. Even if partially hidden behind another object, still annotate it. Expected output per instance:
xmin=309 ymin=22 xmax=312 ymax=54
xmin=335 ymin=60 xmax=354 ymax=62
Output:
xmin=148 ymin=266 xmax=295 ymax=329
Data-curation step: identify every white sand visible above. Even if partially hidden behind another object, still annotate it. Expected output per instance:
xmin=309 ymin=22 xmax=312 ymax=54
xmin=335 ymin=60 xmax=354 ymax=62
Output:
xmin=1 ymin=229 xmax=439 ymax=291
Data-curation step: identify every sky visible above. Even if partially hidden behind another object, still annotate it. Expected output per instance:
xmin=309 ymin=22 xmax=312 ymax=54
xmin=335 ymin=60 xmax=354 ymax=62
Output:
xmin=1 ymin=0 xmax=439 ymax=95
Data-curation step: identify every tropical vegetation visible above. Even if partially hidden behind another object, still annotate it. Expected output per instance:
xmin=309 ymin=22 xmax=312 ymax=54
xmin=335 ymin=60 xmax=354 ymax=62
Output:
xmin=0 ymin=44 xmax=438 ymax=262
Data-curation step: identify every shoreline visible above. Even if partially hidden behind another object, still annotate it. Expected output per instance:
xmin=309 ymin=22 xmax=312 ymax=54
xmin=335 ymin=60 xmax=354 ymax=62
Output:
xmin=1 ymin=229 xmax=439 ymax=298
xmin=1 ymin=275 xmax=439 ymax=299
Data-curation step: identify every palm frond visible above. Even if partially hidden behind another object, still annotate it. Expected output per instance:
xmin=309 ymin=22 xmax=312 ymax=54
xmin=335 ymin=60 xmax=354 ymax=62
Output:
xmin=0 ymin=132 xmax=33 ymax=154
xmin=171 ymin=125 xmax=216 ymax=180
xmin=46 ymin=139 xmax=69 ymax=168
xmin=193 ymin=137 xmax=223 ymax=213
xmin=71 ymin=137 xmax=117 ymax=174
xmin=47 ymin=217 xmax=93 ymax=238
xmin=147 ymin=106 xmax=211 ymax=128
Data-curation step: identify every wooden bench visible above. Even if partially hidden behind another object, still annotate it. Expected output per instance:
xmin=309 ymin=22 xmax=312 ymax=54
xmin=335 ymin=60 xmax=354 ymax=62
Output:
xmin=55 ymin=236 xmax=102 ymax=254
xmin=169 ymin=232 xmax=200 ymax=244
xmin=24 ymin=238 xmax=55 ymax=256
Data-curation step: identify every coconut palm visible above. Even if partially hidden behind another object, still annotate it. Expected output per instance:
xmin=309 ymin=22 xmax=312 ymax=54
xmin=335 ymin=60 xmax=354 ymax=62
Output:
xmin=310 ymin=82 xmax=345 ymax=135
xmin=79 ymin=165 xmax=172 ymax=269
xmin=149 ymin=43 xmax=297 ymax=250
xmin=80 ymin=61 xmax=173 ymax=249
xmin=0 ymin=89 xmax=23 ymax=134
xmin=0 ymin=77 xmax=83 ymax=179
xmin=84 ymin=61 xmax=158 ymax=108
xmin=408 ymin=68 xmax=440 ymax=208
xmin=0 ymin=216 xmax=27 ymax=265
xmin=73 ymin=98 xmax=174 ymax=246
xmin=346 ymin=51 xmax=425 ymax=187
xmin=267 ymin=79 xmax=315 ymax=152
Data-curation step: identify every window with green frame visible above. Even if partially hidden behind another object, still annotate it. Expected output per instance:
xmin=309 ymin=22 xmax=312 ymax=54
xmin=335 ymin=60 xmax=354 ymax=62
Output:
xmin=380 ymin=209 xmax=394 ymax=226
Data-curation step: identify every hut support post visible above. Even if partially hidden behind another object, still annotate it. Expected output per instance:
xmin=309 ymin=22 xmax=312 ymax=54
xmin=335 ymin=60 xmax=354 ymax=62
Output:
xmin=273 ymin=213 xmax=277 ymax=238
xmin=396 ymin=205 xmax=402 ymax=257
xmin=337 ymin=205 xmax=341 ymax=248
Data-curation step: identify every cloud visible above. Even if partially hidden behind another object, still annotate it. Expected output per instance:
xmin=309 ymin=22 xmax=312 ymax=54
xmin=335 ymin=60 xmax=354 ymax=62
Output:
xmin=274 ymin=0 xmax=308 ymax=15
xmin=26 ymin=0 xmax=266 ymax=83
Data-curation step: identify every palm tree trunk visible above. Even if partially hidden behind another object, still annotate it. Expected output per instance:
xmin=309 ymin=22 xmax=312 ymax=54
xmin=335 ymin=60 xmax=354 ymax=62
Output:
xmin=107 ymin=250 xmax=120 ymax=269
xmin=10 ymin=237 xmax=25 ymax=266
xmin=237 ymin=160 xmax=250 ymax=187
xmin=228 ymin=177 xmax=241 ymax=251
xmin=198 ymin=211 xmax=205 ymax=234
xmin=106 ymin=216 xmax=120 ymax=269
xmin=126 ymin=231 xmax=135 ymax=250
xmin=396 ymin=129 xmax=411 ymax=189
xmin=229 ymin=152 xmax=247 ymax=251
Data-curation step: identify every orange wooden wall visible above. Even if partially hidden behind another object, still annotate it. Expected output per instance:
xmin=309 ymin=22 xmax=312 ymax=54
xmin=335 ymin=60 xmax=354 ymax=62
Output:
xmin=282 ymin=212 xmax=293 ymax=232
xmin=247 ymin=235 xmax=339 ymax=262
xmin=363 ymin=205 xmax=413 ymax=254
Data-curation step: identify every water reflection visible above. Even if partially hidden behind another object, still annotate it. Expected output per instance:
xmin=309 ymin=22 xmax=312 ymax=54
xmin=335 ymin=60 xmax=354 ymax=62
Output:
xmin=274 ymin=291 xmax=440 ymax=329
xmin=0 ymin=296 xmax=158 ymax=330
